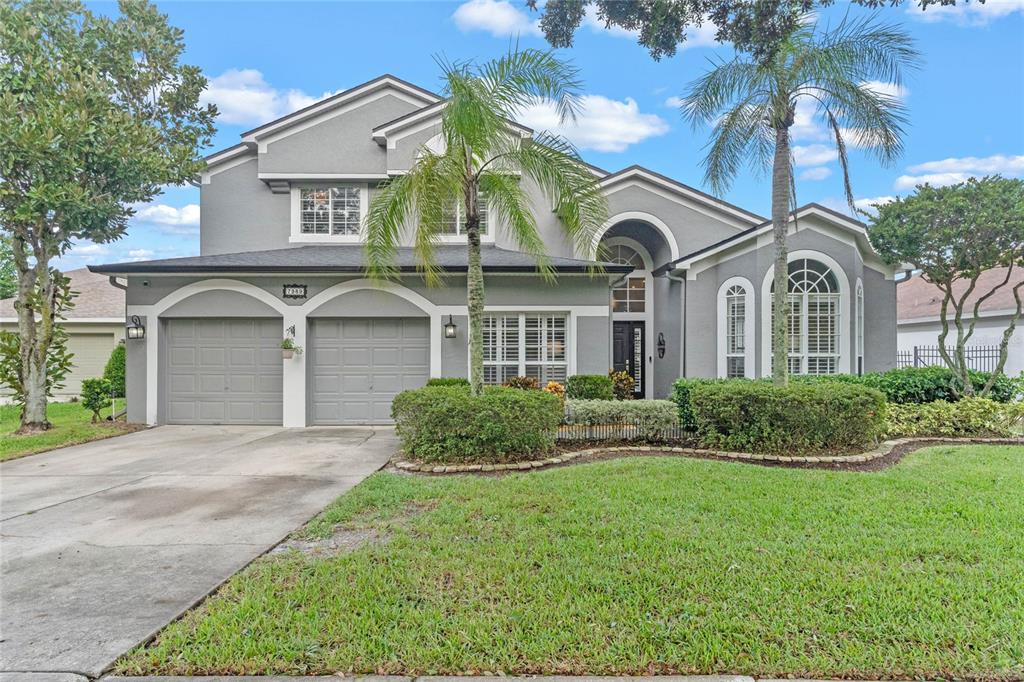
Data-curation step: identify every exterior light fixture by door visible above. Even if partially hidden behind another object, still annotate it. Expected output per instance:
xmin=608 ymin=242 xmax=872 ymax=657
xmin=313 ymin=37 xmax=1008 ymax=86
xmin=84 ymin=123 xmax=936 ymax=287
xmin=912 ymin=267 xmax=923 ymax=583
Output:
xmin=444 ymin=315 xmax=457 ymax=338
xmin=126 ymin=315 xmax=146 ymax=340
xmin=657 ymin=332 xmax=666 ymax=359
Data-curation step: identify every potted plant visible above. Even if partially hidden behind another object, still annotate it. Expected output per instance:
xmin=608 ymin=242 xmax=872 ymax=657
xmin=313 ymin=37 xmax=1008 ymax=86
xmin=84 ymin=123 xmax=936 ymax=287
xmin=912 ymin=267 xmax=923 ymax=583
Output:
xmin=280 ymin=337 xmax=303 ymax=359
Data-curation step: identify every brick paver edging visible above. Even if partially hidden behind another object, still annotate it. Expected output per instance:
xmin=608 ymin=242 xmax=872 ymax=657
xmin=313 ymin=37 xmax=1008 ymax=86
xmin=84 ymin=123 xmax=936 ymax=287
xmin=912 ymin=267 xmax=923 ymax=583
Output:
xmin=392 ymin=436 xmax=1019 ymax=474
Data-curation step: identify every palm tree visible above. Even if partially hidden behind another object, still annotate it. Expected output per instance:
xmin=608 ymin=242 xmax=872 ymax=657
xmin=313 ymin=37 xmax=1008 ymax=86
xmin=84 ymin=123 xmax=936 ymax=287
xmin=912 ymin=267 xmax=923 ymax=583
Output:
xmin=364 ymin=48 xmax=608 ymax=395
xmin=680 ymin=15 xmax=918 ymax=385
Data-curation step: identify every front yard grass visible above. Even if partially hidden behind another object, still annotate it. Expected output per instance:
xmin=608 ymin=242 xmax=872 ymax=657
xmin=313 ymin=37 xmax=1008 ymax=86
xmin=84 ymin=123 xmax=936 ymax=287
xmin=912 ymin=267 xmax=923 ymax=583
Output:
xmin=119 ymin=445 xmax=1024 ymax=679
xmin=0 ymin=399 xmax=135 ymax=462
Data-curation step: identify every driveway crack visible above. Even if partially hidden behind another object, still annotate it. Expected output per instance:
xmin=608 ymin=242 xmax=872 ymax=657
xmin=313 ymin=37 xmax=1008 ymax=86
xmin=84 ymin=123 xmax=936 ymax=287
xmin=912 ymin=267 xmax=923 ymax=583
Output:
xmin=0 ymin=475 xmax=152 ymax=522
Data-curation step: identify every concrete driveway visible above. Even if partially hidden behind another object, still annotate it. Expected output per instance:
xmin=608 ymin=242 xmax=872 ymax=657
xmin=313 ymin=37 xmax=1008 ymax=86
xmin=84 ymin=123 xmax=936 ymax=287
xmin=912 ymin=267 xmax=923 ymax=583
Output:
xmin=0 ymin=425 xmax=398 ymax=678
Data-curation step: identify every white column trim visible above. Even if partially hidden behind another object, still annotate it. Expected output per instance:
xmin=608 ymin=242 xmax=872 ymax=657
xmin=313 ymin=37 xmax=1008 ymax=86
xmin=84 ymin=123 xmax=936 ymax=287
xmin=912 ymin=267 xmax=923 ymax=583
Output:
xmin=589 ymin=211 xmax=681 ymax=261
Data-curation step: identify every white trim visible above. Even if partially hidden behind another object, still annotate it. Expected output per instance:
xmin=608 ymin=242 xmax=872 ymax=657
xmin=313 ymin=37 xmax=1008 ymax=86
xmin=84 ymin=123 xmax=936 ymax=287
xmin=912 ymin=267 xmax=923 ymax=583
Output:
xmin=602 ymin=236 xmax=655 ymax=398
xmin=243 ymin=79 xmax=438 ymax=143
xmin=592 ymin=211 xmax=681 ymax=262
xmin=716 ymin=276 xmax=755 ymax=379
xmin=436 ymin=304 xmax=608 ymax=317
xmin=855 ymin=278 xmax=865 ymax=375
xmin=760 ymin=250 xmax=851 ymax=376
xmin=205 ymin=145 xmax=252 ymax=166
xmin=599 ymin=168 xmax=763 ymax=227
xmin=475 ymin=311 xmax=575 ymax=384
xmin=259 ymin=173 xmax=388 ymax=181
xmin=289 ymin=184 xmax=368 ymax=244
xmin=376 ymin=101 xmax=533 ymax=149
xmin=201 ymin=154 xmax=256 ymax=184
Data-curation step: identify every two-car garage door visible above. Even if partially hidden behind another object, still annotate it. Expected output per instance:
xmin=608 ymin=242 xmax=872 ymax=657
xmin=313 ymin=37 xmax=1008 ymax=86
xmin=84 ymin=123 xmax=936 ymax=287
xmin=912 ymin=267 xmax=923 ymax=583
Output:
xmin=163 ymin=317 xmax=428 ymax=425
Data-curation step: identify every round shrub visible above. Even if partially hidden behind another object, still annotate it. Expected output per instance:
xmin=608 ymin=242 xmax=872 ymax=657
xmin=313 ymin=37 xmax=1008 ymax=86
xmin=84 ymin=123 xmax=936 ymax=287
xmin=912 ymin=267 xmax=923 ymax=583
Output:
xmin=103 ymin=342 xmax=126 ymax=398
xmin=689 ymin=381 xmax=887 ymax=455
xmin=885 ymin=397 xmax=1024 ymax=438
xmin=391 ymin=386 xmax=562 ymax=463
xmin=426 ymin=377 xmax=470 ymax=388
xmin=80 ymin=378 xmax=112 ymax=423
xmin=566 ymin=374 xmax=614 ymax=400
xmin=792 ymin=366 xmax=1021 ymax=404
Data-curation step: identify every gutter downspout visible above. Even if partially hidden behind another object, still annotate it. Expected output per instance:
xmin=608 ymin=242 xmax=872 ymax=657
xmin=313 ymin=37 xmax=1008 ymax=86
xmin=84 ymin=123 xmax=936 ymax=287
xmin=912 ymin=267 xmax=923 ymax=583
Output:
xmin=664 ymin=270 xmax=687 ymax=378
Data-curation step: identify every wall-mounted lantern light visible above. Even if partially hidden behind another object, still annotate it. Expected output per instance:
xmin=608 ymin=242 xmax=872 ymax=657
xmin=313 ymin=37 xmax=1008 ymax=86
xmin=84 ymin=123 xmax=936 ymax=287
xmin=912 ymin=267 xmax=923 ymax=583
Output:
xmin=126 ymin=314 xmax=146 ymax=340
xmin=444 ymin=315 xmax=457 ymax=338
xmin=657 ymin=332 xmax=666 ymax=359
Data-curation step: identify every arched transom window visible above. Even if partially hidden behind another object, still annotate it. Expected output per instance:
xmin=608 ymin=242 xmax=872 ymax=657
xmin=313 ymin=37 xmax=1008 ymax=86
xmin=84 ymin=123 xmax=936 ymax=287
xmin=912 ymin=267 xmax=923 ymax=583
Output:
xmin=772 ymin=258 xmax=841 ymax=375
xmin=608 ymin=244 xmax=646 ymax=313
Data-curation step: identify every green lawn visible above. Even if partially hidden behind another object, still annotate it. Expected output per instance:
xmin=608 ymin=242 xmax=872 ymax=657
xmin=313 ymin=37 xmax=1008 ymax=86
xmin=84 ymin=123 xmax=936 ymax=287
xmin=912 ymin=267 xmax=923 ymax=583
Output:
xmin=118 ymin=445 xmax=1024 ymax=679
xmin=0 ymin=399 xmax=135 ymax=462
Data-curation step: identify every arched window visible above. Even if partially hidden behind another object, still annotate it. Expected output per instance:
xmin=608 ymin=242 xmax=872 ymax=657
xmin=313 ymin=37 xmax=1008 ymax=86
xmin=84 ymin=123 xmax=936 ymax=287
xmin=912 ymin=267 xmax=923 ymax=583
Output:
xmin=856 ymin=280 xmax=865 ymax=375
xmin=608 ymin=244 xmax=646 ymax=313
xmin=725 ymin=285 xmax=747 ymax=378
xmin=772 ymin=258 xmax=842 ymax=375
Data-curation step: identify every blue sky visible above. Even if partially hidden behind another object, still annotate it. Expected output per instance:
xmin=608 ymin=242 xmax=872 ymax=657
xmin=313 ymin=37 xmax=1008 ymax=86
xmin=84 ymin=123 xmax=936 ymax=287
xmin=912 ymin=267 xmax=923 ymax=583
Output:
xmin=65 ymin=0 xmax=1024 ymax=270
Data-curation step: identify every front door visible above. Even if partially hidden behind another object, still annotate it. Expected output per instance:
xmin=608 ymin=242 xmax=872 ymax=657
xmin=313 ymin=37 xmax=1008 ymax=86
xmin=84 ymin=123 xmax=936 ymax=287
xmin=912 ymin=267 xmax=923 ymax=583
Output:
xmin=612 ymin=321 xmax=645 ymax=397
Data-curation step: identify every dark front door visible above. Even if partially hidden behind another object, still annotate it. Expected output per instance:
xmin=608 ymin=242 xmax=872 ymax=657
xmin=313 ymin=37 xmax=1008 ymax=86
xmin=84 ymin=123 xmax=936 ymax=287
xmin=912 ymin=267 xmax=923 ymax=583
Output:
xmin=612 ymin=321 xmax=645 ymax=397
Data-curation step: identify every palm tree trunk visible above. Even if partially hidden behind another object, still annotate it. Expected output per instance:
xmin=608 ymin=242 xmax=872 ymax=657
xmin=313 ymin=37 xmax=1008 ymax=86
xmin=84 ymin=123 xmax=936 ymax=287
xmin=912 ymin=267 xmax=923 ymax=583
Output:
xmin=465 ymin=189 xmax=486 ymax=397
xmin=771 ymin=126 xmax=791 ymax=387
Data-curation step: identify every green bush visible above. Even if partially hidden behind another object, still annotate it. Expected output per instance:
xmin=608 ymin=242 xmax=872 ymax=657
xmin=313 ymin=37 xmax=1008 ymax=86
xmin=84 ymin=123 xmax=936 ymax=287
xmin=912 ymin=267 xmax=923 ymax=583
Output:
xmin=608 ymin=370 xmax=635 ymax=400
xmin=566 ymin=374 xmax=614 ymax=400
xmin=689 ymin=380 xmax=887 ymax=455
xmin=391 ymin=386 xmax=562 ymax=463
xmin=885 ymin=397 xmax=1024 ymax=438
xmin=425 ymin=377 xmax=470 ymax=388
xmin=670 ymin=378 xmax=727 ymax=431
xmin=564 ymin=399 xmax=679 ymax=439
xmin=103 ymin=342 xmax=126 ymax=397
xmin=80 ymin=378 xmax=112 ymax=423
xmin=792 ymin=366 xmax=1021 ymax=404
xmin=503 ymin=375 xmax=540 ymax=390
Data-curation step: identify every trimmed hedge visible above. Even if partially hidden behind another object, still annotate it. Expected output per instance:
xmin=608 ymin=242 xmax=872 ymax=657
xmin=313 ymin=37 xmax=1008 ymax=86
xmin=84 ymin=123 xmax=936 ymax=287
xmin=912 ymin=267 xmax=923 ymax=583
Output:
xmin=885 ymin=397 xmax=1024 ymax=438
xmin=671 ymin=378 xmax=726 ymax=431
xmin=391 ymin=386 xmax=562 ymax=463
xmin=689 ymin=381 xmax=887 ymax=455
xmin=566 ymin=374 xmax=615 ymax=400
xmin=564 ymin=399 xmax=679 ymax=439
xmin=792 ymin=366 xmax=1021 ymax=404
xmin=425 ymin=377 xmax=470 ymax=388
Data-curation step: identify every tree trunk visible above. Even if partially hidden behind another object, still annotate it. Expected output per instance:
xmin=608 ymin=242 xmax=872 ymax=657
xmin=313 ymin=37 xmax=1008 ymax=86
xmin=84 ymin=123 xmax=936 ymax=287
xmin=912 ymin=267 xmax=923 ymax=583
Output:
xmin=12 ymin=232 xmax=52 ymax=432
xmin=771 ymin=126 xmax=792 ymax=387
xmin=464 ymin=183 xmax=486 ymax=397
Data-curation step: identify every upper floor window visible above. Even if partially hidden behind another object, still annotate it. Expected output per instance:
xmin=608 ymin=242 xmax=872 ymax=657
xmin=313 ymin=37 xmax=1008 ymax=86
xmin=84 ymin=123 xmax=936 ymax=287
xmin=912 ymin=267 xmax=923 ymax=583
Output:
xmin=608 ymin=244 xmax=646 ymax=313
xmin=300 ymin=187 xmax=362 ymax=236
xmin=771 ymin=258 xmax=841 ymax=375
xmin=441 ymin=190 xmax=488 ymax=236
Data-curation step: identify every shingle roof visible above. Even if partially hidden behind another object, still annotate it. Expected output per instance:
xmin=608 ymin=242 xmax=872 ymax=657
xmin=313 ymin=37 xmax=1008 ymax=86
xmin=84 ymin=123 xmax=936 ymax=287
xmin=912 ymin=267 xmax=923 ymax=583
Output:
xmin=88 ymin=245 xmax=631 ymax=275
xmin=0 ymin=268 xmax=124 ymax=320
xmin=898 ymin=267 xmax=1023 ymax=321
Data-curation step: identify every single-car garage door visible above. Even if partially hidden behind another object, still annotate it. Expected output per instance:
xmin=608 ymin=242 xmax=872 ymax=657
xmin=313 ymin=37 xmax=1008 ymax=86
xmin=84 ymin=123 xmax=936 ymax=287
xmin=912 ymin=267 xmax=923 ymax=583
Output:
xmin=310 ymin=318 xmax=429 ymax=424
xmin=165 ymin=318 xmax=283 ymax=424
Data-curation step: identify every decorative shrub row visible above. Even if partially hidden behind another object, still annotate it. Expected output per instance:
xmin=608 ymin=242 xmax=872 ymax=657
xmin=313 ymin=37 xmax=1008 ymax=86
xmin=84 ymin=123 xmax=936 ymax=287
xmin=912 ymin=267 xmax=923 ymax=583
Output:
xmin=566 ymin=374 xmax=615 ymax=400
xmin=792 ymin=366 xmax=1021 ymax=404
xmin=391 ymin=386 xmax=562 ymax=463
xmin=885 ymin=397 xmax=1024 ymax=438
xmin=425 ymin=377 xmax=470 ymax=388
xmin=689 ymin=381 xmax=887 ymax=455
xmin=564 ymin=399 xmax=679 ymax=439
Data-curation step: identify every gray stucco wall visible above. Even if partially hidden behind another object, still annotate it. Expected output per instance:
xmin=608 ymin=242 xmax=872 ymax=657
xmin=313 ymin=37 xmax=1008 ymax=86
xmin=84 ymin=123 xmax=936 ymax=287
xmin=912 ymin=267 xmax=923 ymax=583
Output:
xmin=200 ymin=157 xmax=290 ymax=255
xmin=125 ymin=314 xmax=147 ymax=423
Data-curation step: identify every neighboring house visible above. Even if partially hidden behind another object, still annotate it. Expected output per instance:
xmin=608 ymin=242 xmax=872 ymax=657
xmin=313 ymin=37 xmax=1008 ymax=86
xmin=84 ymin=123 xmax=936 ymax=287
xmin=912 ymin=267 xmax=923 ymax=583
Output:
xmin=0 ymin=268 xmax=125 ymax=400
xmin=90 ymin=74 xmax=897 ymax=427
xmin=897 ymin=267 xmax=1023 ymax=377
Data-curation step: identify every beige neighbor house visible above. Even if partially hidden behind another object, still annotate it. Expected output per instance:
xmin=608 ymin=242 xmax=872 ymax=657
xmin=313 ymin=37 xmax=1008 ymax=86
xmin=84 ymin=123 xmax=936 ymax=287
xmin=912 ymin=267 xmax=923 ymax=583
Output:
xmin=897 ymin=267 xmax=1024 ymax=377
xmin=0 ymin=268 xmax=126 ymax=400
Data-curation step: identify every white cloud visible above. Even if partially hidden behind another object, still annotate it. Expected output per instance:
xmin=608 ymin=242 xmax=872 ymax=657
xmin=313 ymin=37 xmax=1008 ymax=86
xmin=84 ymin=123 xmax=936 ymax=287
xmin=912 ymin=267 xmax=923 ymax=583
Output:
xmin=133 ymin=203 xmax=201 ymax=234
xmin=71 ymin=242 xmax=109 ymax=256
xmin=583 ymin=4 xmax=637 ymax=39
xmin=453 ymin=0 xmax=541 ymax=37
xmin=679 ymin=20 xmax=720 ymax=50
xmin=861 ymin=80 xmax=909 ymax=100
xmin=127 ymin=249 xmax=155 ymax=261
xmin=912 ymin=0 xmax=1024 ymax=25
xmin=854 ymin=195 xmax=896 ymax=214
xmin=516 ymin=95 xmax=670 ymax=153
xmin=790 ymin=99 xmax=829 ymax=142
xmin=664 ymin=96 xmax=685 ymax=109
xmin=201 ymin=69 xmax=336 ymax=126
xmin=799 ymin=166 xmax=832 ymax=181
xmin=792 ymin=144 xmax=837 ymax=167
xmin=895 ymin=154 xmax=1024 ymax=189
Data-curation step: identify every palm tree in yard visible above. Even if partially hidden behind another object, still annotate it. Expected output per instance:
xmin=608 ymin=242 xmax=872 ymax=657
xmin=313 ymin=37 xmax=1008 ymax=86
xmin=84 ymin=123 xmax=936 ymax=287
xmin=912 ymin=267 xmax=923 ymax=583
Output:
xmin=680 ymin=15 xmax=919 ymax=385
xmin=364 ymin=49 xmax=607 ymax=395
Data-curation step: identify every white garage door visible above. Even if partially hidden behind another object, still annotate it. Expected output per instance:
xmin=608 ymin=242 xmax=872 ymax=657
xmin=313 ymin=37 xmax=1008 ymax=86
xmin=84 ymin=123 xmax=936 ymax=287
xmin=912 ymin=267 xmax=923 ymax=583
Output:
xmin=310 ymin=318 xmax=429 ymax=425
xmin=165 ymin=318 xmax=283 ymax=424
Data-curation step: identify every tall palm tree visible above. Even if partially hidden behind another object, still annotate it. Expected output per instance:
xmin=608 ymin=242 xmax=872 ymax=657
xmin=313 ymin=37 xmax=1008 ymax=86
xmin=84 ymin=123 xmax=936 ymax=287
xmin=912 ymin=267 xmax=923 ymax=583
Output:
xmin=365 ymin=48 xmax=608 ymax=395
xmin=680 ymin=15 xmax=918 ymax=385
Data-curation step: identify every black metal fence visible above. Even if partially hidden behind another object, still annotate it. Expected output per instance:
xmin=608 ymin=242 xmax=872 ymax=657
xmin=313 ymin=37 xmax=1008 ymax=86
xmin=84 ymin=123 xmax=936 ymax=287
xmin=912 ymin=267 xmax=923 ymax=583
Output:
xmin=556 ymin=422 xmax=694 ymax=442
xmin=897 ymin=345 xmax=1002 ymax=373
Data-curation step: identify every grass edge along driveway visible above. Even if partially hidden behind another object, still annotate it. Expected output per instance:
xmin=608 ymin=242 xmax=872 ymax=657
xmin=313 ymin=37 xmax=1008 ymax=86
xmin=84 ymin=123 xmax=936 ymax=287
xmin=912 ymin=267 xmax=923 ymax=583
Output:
xmin=118 ymin=444 xmax=1024 ymax=680
xmin=0 ymin=399 xmax=138 ymax=462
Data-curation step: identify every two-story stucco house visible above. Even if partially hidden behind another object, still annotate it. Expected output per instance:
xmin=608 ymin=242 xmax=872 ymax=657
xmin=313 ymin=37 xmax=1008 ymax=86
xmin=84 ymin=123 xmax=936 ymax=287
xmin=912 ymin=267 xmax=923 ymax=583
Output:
xmin=90 ymin=75 xmax=898 ymax=427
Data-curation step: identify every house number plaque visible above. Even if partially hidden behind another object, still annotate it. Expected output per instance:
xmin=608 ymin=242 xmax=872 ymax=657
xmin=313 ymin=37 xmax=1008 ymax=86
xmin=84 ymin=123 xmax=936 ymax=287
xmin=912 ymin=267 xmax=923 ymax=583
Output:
xmin=282 ymin=283 xmax=308 ymax=300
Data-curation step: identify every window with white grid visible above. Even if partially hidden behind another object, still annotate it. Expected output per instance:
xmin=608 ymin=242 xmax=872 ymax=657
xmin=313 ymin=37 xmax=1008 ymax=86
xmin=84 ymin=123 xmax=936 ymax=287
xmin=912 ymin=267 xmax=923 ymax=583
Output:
xmin=725 ymin=285 xmax=746 ymax=378
xmin=441 ymin=189 xmax=488 ymax=236
xmin=771 ymin=259 xmax=841 ymax=375
xmin=300 ymin=187 xmax=362 ymax=235
xmin=608 ymin=244 xmax=647 ymax=313
xmin=483 ymin=313 xmax=568 ymax=384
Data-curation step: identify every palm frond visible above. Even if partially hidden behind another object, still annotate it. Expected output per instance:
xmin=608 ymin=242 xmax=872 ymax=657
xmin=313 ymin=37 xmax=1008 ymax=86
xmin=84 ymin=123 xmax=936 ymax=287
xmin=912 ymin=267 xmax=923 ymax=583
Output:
xmin=478 ymin=170 xmax=554 ymax=282
xmin=702 ymin=98 xmax=772 ymax=195
xmin=480 ymin=45 xmax=583 ymax=123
